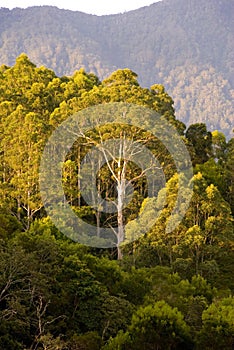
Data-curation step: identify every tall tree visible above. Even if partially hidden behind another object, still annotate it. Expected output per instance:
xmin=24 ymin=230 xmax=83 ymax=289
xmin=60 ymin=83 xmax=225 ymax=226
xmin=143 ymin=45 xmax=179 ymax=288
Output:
xmin=186 ymin=123 xmax=213 ymax=165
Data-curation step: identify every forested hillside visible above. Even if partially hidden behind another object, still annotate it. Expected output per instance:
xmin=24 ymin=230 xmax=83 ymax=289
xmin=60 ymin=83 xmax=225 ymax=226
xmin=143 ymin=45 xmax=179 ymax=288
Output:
xmin=0 ymin=55 xmax=233 ymax=349
xmin=0 ymin=0 xmax=233 ymax=138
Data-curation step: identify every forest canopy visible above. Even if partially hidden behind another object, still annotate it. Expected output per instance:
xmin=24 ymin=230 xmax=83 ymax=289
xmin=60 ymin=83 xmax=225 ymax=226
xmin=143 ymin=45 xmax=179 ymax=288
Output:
xmin=0 ymin=55 xmax=233 ymax=350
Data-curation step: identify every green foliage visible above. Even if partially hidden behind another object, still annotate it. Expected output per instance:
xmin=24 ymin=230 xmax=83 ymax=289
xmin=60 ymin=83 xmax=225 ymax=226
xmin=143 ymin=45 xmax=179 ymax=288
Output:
xmin=134 ymin=170 xmax=233 ymax=287
xmin=105 ymin=301 xmax=192 ymax=350
xmin=67 ymin=331 xmax=102 ymax=350
xmin=0 ymin=55 xmax=233 ymax=349
xmin=102 ymin=330 xmax=131 ymax=350
xmin=197 ymin=297 xmax=234 ymax=349
xmin=225 ymin=137 xmax=234 ymax=214
xmin=0 ymin=209 xmax=22 ymax=239
xmin=0 ymin=230 xmax=134 ymax=349
xmin=185 ymin=123 xmax=213 ymax=165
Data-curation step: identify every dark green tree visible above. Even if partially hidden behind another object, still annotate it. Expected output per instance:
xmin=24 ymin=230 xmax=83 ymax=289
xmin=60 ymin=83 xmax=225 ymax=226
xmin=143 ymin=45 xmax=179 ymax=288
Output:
xmin=186 ymin=123 xmax=213 ymax=165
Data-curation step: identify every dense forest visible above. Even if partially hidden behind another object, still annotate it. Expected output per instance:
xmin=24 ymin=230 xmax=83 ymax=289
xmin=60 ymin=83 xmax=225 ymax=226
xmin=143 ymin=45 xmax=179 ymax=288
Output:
xmin=0 ymin=54 xmax=233 ymax=349
xmin=0 ymin=0 xmax=233 ymax=138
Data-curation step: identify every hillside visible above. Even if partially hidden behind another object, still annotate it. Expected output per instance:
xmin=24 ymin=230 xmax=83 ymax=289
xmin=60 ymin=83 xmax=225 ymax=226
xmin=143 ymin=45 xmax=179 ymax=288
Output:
xmin=0 ymin=0 xmax=233 ymax=138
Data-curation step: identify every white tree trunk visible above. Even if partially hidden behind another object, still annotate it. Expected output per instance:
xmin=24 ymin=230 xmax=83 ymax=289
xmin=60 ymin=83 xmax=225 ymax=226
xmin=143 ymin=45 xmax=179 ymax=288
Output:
xmin=117 ymin=179 xmax=125 ymax=259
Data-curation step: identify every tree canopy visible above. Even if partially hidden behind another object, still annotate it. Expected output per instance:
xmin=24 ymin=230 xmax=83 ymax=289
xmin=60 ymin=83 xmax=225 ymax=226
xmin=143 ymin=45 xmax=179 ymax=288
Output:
xmin=0 ymin=55 xmax=233 ymax=349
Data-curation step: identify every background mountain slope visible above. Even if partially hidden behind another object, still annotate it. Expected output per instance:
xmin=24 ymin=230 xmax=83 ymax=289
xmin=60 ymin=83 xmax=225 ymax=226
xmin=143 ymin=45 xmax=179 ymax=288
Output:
xmin=0 ymin=0 xmax=233 ymax=138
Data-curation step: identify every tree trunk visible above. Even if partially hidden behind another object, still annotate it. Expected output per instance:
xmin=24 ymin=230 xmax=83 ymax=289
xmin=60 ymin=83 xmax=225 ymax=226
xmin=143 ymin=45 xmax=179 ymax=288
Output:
xmin=117 ymin=180 xmax=125 ymax=260
xmin=95 ymin=210 xmax=101 ymax=238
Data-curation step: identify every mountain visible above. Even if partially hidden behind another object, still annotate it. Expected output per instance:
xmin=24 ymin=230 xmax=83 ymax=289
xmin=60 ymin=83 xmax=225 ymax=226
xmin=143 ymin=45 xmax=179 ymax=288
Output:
xmin=0 ymin=0 xmax=233 ymax=138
